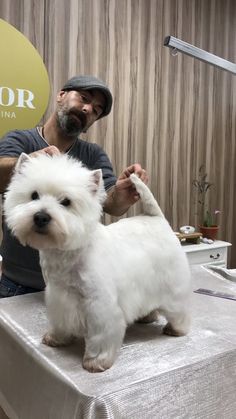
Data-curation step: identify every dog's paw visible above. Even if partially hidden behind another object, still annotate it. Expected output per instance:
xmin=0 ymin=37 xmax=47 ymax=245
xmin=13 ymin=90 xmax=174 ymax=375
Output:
xmin=82 ymin=356 xmax=113 ymax=373
xmin=163 ymin=323 xmax=186 ymax=337
xmin=42 ymin=332 xmax=72 ymax=347
xmin=42 ymin=332 xmax=61 ymax=347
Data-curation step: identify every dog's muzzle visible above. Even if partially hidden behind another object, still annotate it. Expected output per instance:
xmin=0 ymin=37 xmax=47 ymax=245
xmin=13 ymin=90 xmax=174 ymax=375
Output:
xmin=33 ymin=211 xmax=51 ymax=229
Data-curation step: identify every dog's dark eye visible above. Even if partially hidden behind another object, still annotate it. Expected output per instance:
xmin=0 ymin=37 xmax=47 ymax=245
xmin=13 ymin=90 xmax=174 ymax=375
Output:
xmin=60 ymin=198 xmax=71 ymax=207
xmin=31 ymin=191 xmax=39 ymax=200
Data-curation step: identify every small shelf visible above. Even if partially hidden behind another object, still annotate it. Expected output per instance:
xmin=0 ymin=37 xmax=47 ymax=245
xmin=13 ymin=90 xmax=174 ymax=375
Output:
xmin=182 ymin=240 xmax=232 ymax=267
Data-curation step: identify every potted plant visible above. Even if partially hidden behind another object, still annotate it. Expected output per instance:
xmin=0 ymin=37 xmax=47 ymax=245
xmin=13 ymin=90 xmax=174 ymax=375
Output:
xmin=192 ymin=165 xmax=220 ymax=240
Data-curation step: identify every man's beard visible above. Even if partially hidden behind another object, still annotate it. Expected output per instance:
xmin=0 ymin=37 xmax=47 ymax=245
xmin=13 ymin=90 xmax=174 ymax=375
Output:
xmin=56 ymin=106 xmax=87 ymax=137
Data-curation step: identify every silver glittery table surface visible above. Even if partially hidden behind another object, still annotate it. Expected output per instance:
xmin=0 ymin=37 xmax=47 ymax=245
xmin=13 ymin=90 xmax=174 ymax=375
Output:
xmin=0 ymin=265 xmax=236 ymax=419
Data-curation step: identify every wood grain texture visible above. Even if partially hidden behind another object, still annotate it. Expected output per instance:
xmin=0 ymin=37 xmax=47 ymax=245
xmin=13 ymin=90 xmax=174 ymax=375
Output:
xmin=1 ymin=0 xmax=236 ymax=266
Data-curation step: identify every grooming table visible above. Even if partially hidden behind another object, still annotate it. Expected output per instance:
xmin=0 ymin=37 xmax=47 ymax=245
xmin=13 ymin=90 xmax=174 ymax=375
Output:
xmin=0 ymin=266 xmax=236 ymax=419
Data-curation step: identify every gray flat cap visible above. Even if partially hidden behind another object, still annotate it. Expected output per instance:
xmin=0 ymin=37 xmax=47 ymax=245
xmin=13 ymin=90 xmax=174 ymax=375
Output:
xmin=62 ymin=75 xmax=113 ymax=118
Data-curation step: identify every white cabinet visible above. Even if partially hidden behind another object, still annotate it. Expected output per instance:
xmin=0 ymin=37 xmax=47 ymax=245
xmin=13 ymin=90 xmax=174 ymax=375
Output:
xmin=182 ymin=240 xmax=232 ymax=267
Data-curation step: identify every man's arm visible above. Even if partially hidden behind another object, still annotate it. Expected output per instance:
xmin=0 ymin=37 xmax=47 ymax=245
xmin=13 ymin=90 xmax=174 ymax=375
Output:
xmin=0 ymin=157 xmax=18 ymax=193
xmin=103 ymin=185 xmax=132 ymax=216
xmin=103 ymin=164 xmax=148 ymax=216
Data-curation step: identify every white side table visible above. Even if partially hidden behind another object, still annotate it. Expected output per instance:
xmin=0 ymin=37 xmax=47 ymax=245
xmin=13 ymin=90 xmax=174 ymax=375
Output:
xmin=182 ymin=240 xmax=232 ymax=267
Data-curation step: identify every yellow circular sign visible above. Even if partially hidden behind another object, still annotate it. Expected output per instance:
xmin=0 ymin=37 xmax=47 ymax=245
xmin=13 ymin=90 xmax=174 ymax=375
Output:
xmin=0 ymin=19 xmax=50 ymax=138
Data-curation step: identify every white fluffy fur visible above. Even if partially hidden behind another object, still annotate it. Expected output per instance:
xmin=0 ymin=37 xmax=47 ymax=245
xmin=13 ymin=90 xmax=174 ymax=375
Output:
xmin=4 ymin=153 xmax=191 ymax=372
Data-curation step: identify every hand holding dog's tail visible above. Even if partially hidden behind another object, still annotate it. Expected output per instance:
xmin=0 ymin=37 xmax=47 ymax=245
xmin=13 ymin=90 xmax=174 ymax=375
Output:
xmin=130 ymin=174 xmax=164 ymax=217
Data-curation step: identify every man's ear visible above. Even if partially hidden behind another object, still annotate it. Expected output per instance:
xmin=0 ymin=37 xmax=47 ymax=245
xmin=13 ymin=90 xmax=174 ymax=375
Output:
xmin=15 ymin=153 xmax=31 ymax=173
xmin=56 ymin=90 xmax=67 ymax=103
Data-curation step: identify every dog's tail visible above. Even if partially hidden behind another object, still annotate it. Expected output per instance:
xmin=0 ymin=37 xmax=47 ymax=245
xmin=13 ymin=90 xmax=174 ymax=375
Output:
xmin=130 ymin=174 xmax=164 ymax=217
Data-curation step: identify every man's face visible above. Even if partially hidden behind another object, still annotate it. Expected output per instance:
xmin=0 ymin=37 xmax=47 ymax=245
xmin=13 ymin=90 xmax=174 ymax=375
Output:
xmin=56 ymin=89 xmax=106 ymax=136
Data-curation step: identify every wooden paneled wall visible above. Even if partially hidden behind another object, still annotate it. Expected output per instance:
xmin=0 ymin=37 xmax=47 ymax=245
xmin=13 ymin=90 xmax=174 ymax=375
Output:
xmin=1 ymin=0 xmax=236 ymax=266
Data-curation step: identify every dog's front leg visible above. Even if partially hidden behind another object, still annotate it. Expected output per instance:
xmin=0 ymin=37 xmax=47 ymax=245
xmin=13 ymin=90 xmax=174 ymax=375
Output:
xmin=82 ymin=308 xmax=126 ymax=373
xmin=83 ymin=329 xmax=125 ymax=373
xmin=42 ymin=285 xmax=76 ymax=347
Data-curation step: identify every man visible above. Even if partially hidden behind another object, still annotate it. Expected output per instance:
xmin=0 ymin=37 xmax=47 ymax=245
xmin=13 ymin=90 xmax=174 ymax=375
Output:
xmin=0 ymin=75 xmax=148 ymax=297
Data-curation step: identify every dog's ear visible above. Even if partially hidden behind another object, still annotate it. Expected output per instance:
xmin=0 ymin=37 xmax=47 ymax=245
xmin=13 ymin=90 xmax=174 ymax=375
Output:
xmin=15 ymin=153 xmax=32 ymax=173
xmin=90 ymin=169 xmax=103 ymax=194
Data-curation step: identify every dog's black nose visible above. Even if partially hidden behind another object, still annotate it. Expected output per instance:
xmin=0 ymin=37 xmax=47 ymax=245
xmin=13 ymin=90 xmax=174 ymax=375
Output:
xmin=33 ymin=211 xmax=51 ymax=228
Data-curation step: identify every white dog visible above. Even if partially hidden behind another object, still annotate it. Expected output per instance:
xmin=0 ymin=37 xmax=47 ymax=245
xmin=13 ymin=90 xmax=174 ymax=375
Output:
xmin=4 ymin=153 xmax=191 ymax=372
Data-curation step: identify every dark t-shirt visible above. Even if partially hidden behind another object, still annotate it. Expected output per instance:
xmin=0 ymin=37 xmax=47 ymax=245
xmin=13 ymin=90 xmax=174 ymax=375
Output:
xmin=0 ymin=128 xmax=116 ymax=290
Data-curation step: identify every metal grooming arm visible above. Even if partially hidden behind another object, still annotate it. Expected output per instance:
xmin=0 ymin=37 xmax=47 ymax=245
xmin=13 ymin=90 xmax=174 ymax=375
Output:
xmin=164 ymin=36 xmax=236 ymax=75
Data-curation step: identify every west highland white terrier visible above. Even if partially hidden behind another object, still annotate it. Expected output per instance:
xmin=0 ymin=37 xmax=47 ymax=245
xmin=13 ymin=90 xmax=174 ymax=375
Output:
xmin=4 ymin=153 xmax=191 ymax=372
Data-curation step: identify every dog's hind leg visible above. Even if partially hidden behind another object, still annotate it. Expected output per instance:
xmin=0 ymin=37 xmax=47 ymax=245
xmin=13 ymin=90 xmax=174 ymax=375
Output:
xmin=162 ymin=308 xmax=190 ymax=337
xmin=136 ymin=309 xmax=159 ymax=323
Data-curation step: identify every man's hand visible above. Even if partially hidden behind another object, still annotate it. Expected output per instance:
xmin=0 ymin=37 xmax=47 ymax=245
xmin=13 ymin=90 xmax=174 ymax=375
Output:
xmin=0 ymin=146 xmax=61 ymax=193
xmin=104 ymin=163 xmax=148 ymax=216
xmin=29 ymin=145 xmax=61 ymax=158
xmin=115 ymin=163 xmax=148 ymax=205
